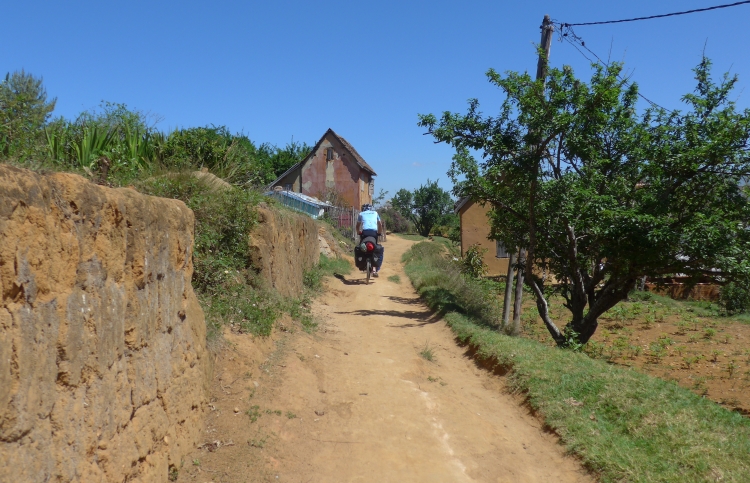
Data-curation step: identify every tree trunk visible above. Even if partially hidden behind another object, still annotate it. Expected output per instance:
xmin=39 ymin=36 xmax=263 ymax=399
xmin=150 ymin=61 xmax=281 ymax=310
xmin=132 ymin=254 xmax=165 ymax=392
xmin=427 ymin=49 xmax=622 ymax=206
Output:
xmin=566 ymin=279 xmax=637 ymax=345
xmin=501 ymin=252 xmax=517 ymax=331
xmin=510 ymin=248 xmax=526 ymax=336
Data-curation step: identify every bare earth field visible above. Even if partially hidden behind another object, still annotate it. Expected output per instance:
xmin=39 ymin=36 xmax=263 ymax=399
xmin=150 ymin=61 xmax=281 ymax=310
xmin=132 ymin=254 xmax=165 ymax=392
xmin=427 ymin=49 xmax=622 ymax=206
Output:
xmin=522 ymin=291 xmax=750 ymax=416
xmin=177 ymin=236 xmax=593 ymax=483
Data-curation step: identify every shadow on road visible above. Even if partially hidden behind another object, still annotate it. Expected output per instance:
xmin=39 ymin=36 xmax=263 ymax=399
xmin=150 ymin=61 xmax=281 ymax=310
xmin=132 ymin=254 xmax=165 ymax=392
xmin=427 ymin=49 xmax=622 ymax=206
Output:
xmin=385 ymin=296 xmax=423 ymax=306
xmin=334 ymin=308 xmax=442 ymax=327
xmin=333 ymin=273 xmax=372 ymax=285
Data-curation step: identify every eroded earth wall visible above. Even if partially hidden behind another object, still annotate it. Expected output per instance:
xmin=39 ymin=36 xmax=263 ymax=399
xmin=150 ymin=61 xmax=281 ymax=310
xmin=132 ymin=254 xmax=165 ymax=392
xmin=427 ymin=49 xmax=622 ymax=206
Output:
xmin=249 ymin=204 xmax=320 ymax=298
xmin=0 ymin=165 xmax=210 ymax=482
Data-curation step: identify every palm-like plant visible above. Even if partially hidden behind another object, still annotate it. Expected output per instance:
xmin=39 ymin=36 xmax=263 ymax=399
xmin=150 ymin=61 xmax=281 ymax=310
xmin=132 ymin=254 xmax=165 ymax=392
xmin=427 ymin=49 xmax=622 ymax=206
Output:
xmin=73 ymin=125 xmax=116 ymax=168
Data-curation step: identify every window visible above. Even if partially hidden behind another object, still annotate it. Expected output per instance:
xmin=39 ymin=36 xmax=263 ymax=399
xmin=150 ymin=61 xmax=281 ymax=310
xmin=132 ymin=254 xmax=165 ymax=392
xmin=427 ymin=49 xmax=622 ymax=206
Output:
xmin=326 ymin=147 xmax=334 ymax=161
xmin=496 ymin=240 xmax=510 ymax=258
xmin=284 ymin=184 xmax=292 ymax=191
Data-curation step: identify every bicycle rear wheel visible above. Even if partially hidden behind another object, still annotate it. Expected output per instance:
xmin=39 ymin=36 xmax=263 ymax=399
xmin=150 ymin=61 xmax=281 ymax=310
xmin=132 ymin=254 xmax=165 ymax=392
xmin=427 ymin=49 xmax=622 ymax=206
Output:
xmin=366 ymin=259 xmax=371 ymax=284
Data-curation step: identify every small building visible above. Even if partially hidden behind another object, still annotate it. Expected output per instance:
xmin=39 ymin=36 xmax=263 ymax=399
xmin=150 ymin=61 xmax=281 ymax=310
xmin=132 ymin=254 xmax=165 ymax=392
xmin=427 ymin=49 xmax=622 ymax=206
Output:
xmin=269 ymin=128 xmax=377 ymax=209
xmin=454 ymin=197 xmax=511 ymax=277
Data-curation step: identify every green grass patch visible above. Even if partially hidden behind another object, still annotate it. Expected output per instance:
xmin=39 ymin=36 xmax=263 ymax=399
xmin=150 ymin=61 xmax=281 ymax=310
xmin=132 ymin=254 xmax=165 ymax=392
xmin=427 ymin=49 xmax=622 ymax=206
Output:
xmin=303 ymin=253 xmax=352 ymax=292
xmin=394 ymin=233 xmax=428 ymax=241
xmin=402 ymin=242 xmax=501 ymax=327
xmin=387 ymin=274 xmax=401 ymax=284
xmin=402 ymin=241 xmax=750 ymax=482
xmin=419 ymin=342 xmax=435 ymax=362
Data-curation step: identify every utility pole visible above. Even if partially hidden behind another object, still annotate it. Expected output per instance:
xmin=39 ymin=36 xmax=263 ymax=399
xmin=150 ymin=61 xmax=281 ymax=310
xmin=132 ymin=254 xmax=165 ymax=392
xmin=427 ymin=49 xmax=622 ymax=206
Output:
xmin=501 ymin=251 xmax=516 ymax=330
xmin=510 ymin=15 xmax=554 ymax=335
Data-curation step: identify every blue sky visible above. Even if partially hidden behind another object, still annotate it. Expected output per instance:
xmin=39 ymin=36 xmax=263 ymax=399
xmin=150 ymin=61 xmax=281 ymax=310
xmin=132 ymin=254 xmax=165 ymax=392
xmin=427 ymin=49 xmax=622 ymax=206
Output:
xmin=3 ymin=1 xmax=749 ymax=199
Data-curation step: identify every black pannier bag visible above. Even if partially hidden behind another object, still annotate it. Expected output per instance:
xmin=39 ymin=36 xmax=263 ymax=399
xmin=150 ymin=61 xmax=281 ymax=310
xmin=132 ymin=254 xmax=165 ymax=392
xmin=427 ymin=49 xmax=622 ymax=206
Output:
xmin=354 ymin=245 xmax=369 ymax=270
xmin=353 ymin=236 xmax=383 ymax=270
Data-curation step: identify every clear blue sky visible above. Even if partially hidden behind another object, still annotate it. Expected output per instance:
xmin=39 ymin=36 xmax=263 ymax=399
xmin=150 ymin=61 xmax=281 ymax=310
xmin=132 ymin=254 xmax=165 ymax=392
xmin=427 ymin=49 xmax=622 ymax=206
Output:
xmin=3 ymin=1 xmax=749 ymax=199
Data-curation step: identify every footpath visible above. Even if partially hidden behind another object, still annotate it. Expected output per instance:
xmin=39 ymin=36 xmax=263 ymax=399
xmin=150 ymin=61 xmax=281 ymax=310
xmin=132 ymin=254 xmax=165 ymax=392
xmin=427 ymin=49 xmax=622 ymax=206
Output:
xmin=179 ymin=236 xmax=593 ymax=483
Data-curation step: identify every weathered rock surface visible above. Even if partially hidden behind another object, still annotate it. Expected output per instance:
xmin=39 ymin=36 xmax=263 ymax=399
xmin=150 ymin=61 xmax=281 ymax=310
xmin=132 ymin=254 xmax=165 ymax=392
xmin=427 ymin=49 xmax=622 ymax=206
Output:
xmin=0 ymin=165 xmax=210 ymax=482
xmin=248 ymin=204 xmax=320 ymax=298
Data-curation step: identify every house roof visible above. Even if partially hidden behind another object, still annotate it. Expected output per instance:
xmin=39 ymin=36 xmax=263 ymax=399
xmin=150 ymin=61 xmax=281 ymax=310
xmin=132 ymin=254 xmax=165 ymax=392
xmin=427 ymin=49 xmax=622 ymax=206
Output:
xmin=454 ymin=196 xmax=472 ymax=214
xmin=268 ymin=128 xmax=376 ymax=188
xmin=330 ymin=129 xmax=377 ymax=176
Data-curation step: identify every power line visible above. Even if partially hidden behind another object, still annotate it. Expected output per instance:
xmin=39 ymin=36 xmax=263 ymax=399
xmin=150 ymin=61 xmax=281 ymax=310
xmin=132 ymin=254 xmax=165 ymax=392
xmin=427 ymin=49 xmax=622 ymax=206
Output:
xmin=550 ymin=3 xmax=750 ymax=110
xmin=559 ymin=27 xmax=669 ymax=110
xmin=560 ymin=0 xmax=750 ymax=27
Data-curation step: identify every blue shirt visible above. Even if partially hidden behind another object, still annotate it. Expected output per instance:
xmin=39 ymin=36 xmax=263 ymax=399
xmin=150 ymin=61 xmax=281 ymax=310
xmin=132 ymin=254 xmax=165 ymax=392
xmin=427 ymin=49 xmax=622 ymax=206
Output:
xmin=358 ymin=210 xmax=380 ymax=231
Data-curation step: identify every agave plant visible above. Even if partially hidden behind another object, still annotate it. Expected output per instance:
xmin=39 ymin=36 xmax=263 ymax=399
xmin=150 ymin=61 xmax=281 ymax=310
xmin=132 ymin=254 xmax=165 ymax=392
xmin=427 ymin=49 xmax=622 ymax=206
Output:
xmin=44 ymin=127 xmax=67 ymax=161
xmin=73 ymin=125 xmax=116 ymax=168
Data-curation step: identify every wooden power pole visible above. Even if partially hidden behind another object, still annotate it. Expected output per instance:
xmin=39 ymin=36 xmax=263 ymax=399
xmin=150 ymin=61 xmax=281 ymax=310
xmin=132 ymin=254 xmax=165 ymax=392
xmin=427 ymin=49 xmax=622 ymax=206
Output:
xmin=510 ymin=15 xmax=554 ymax=335
xmin=501 ymin=251 xmax=516 ymax=330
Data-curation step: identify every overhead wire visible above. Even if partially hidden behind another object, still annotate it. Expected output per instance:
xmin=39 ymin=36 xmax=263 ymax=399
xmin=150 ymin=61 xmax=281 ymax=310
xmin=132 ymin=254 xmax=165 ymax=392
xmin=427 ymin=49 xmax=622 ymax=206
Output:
xmin=553 ymin=1 xmax=750 ymax=109
xmin=560 ymin=0 xmax=750 ymax=27
xmin=556 ymin=24 xmax=669 ymax=111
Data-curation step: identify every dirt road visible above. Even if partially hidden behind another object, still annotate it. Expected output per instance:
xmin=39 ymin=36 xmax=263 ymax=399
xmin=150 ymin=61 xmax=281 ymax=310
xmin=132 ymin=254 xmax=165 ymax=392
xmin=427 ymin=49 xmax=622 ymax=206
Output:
xmin=180 ymin=236 xmax=593 ymax=483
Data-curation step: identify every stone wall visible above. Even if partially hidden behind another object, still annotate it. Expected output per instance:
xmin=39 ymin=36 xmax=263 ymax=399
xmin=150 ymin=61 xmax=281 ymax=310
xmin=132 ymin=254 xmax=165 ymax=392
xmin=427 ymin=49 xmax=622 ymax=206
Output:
xmin=0 ymin=165 xmax=210 ymax=482
xmin=248 ymin=204 xmax=320 ymax=298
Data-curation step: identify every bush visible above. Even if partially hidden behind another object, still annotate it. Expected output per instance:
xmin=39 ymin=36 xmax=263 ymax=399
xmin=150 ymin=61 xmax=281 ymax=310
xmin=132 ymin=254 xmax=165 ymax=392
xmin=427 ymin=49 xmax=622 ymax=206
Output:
xmin=139 ymin=173 xmax=262 ymax=293
xmin=460 ymin=244 xmax=488 ymax=279
xmin=720 ymin=281 xmax=750 ymax=315
xmin=378 ymin=206 xmax=414 ymax=233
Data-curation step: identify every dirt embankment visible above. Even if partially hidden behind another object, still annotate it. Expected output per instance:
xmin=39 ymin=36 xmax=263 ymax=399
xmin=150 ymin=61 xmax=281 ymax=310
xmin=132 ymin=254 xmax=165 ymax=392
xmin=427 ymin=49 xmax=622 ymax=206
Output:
xmin=0 ymin=165 xmax=210 ymax=482
xmin=248 ymin=204 xmax=320 ymax=298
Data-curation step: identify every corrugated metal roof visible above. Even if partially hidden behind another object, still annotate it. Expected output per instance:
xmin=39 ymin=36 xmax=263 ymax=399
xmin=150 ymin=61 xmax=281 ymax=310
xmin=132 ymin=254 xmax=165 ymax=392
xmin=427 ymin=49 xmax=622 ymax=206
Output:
xmin=265 ymin=189 xmax=331 ymax=207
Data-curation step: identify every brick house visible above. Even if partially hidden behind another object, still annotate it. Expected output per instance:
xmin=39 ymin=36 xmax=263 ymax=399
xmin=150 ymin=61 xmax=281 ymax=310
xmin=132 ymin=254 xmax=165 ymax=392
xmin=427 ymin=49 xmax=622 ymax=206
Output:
xmin=269 ymin=128 xmax=377 ymax=209
xmin=454 ymin=197 xmax=511 ymax=277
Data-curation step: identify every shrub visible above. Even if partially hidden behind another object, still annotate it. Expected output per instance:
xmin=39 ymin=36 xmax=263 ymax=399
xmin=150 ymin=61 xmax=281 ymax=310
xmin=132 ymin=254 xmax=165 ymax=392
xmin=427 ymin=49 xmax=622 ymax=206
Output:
xmin=720 ymin=281 xmax=750 ymax=315
xmin=140 ymin=173 xmax=262 ymax=293
xmin=460 ymin=244 xmax=488 ymax=279
xmin=378 ymin=206 xmax=414 ymax=233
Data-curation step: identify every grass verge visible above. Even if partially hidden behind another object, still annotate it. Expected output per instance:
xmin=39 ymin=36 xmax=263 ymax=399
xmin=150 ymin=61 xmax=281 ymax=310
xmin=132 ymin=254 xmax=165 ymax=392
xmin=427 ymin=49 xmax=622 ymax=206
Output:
xmin=403 ymin=241 xmax=750 ymax=482
xmin=394 ymin=233 xmax=428 ymax=241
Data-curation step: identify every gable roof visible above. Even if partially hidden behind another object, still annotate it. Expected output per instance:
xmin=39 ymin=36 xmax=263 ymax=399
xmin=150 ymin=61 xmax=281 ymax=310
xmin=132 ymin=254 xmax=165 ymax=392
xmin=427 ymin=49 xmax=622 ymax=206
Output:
xmin=268 ymin=128 xmax=376 ymax=188
xmin=454 ymin=196 xmax=472 ymax=214
xmin=329 ymin=129 xmax=377 ymax=176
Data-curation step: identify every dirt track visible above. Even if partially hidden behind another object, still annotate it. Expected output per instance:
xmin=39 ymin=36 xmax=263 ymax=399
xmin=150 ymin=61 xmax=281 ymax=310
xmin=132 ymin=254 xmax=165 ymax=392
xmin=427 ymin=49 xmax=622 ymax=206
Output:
xmin=180 ymin=236 xmax=593 ymax=482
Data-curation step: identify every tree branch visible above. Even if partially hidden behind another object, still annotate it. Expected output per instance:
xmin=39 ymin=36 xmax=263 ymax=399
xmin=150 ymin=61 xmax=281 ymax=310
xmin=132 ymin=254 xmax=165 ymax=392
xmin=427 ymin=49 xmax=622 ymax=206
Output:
xmin=528 ymin=278 xmax=564 ymax=344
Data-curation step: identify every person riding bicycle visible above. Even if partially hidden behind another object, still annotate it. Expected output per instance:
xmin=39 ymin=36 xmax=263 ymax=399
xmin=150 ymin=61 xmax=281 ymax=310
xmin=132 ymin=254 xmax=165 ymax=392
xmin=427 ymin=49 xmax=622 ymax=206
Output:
xmin=356 ymin=203 xmax=384 ymax=277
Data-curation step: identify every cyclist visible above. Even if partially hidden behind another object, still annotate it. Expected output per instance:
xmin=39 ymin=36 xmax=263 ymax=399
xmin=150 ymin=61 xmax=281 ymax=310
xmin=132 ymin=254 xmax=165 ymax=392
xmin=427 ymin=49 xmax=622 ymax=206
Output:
xmin=356 ymin=203 xmax=384 ymax=277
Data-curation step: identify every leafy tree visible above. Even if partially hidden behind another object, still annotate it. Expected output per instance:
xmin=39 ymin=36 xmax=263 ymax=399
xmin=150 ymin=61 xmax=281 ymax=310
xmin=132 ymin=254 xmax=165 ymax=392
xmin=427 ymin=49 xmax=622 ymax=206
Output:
xmin=392 ymin=180 xmax=454 ymax=237
xmin=372 ymin=188 xmax=389 ymax=208
xmin=257 ymin=140 xmax=312 ymax=183
xmin=0 ymin=70 xmax=56 ymax=158
xmin=76 ymin=101 xmax=157 ymax=134
xmin=419 ymin=58 xmax=750 ymax=345
xmin=391 ymin=188 xmax=412 ymax=216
